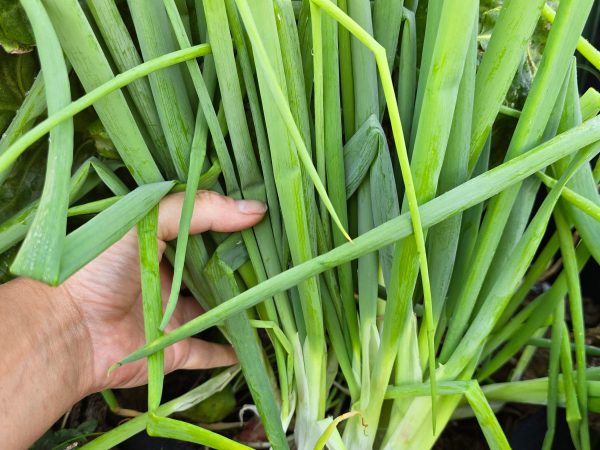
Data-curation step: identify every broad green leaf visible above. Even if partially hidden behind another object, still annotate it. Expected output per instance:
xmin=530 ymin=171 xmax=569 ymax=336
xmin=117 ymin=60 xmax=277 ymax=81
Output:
xmin=224 ymin=0 xmax=284 ymax=262
xmin=178 ymin=385 xmax=236 ymax=423
xmin=0 ymin=0 xmax=35 ymax=53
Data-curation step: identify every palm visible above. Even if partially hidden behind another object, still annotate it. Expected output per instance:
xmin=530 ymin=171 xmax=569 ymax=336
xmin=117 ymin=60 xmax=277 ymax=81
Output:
xmin=58 ymin=191 xmax=266 ymax=392
xmin=62 ymin=230 xmax=205 ymax=391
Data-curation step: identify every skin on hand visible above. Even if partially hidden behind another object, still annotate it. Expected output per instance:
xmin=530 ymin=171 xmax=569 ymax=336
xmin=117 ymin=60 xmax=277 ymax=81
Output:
xmin=63 ymin=190 xmax=267 ymax=392
xmin=0 ymin=191 xmax=267 ymax=449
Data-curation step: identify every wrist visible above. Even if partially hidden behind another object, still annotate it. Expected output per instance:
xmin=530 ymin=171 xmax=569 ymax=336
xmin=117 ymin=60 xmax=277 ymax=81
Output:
xmin=0 ymin=278 xmax=95 ymax=448
xmin=10 ymin=278 xmax=95 ymax=398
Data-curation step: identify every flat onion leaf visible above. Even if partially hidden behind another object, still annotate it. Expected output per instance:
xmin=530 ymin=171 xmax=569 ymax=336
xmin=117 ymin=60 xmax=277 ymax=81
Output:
xmin=137 ymin=206 xmax=164 ymax=411
xmin=11 ymin=0 xmax=73 ymax=284
xmin=147 ymin=414 xmax=252 ymax=450
xmin=234 ymin=0 xmax=350 ymax=242
xmin=82 ymin=367 xmax=240 ymax=449
xmin=42 ymin=0 xmax=162 ymax=185
xmin=114 ymin=114 xmax=600 ymax=367
xmin=59 ymin=181 xmax=175 ymax=283
xmin=0 ymin=44 xmax=211 ymax=176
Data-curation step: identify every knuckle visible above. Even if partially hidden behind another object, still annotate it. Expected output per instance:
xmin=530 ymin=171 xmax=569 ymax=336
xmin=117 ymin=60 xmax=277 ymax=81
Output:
xmin=195 ymin=190 xmax=223 ymax=205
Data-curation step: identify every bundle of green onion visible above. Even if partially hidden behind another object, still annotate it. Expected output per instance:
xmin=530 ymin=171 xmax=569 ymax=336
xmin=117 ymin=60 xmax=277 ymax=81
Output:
xmin=2 ymin=0 xmax=600 ymax=448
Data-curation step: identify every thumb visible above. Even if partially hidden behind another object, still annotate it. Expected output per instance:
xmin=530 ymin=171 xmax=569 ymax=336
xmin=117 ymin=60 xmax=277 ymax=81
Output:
xmin=157 ymin=191 xmax=267 ymax=242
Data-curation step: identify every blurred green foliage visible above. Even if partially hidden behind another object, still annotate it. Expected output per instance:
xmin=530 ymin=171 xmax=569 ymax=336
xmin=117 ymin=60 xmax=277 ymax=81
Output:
xmin=0 ymin=0 xmax=34 ymax=54
xmin=0 ymin=49 xmax=37 ymax=135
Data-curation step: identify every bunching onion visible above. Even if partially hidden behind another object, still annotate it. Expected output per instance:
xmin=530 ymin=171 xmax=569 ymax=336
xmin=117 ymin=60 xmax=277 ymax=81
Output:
xmin=2 ymin=0 xmax=600 ymax=448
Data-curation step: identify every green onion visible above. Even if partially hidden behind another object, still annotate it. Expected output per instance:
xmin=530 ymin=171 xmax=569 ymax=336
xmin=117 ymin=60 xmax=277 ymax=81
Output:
xmin=5 ymin=2 xmax=600 ymax=448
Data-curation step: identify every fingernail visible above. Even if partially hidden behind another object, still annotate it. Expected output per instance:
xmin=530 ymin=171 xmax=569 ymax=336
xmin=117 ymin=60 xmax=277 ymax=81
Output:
xmin=236 ymin=199 xmax=268 ymax=214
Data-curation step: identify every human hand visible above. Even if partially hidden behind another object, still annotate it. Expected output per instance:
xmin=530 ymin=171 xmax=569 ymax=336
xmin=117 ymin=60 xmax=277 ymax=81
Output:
xmin=0 ymin=191 xmax=266 ymax=448
xmin=59 ymin=190 xmax=267 ymax=394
